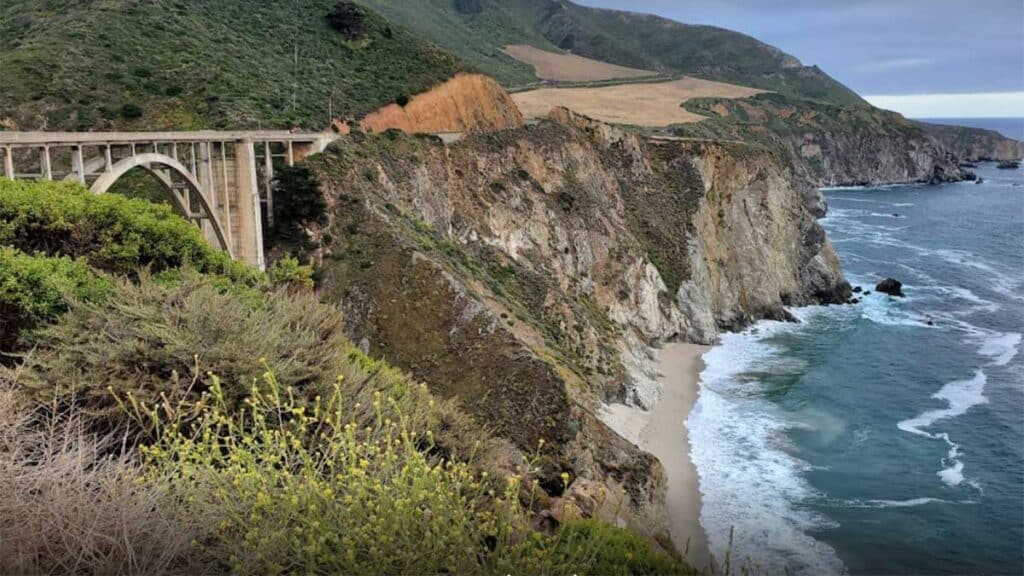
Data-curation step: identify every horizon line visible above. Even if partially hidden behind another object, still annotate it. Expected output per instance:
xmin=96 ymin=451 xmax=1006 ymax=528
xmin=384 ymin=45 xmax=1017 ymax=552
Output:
xmin=863 ymin=91 xmax=1024 ymax=119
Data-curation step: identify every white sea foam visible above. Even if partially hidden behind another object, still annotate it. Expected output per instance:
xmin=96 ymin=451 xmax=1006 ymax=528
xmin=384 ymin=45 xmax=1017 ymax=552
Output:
xmin=688 ymin=319 xmax=846 ymax=576
xmin=897 ymin=370 xmax=989 ymax=487
xmin=842 ymin=497 xmax=946 ymax=508
xmin=976 ymin=332 xmax=1022 ymax=366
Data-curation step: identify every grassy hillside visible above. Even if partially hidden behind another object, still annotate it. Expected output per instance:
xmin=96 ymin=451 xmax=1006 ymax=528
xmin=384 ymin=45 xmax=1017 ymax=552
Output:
xmin=357 ymin=0 xmax=866 ymax=106
xmin=0 ymin=0 xmax=463 ymax=130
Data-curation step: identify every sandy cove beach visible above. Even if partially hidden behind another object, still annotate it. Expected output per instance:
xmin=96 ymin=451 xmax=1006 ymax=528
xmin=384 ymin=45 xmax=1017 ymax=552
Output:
xmin=604 ymin=343 xmax=711 ymax=569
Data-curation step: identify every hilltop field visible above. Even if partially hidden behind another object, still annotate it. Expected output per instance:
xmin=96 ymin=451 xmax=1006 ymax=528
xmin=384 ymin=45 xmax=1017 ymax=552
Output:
xmin=513 ymin=77 xmax=765 ymax=127
xmin=502 ymin=44 xmax=658 ymax=82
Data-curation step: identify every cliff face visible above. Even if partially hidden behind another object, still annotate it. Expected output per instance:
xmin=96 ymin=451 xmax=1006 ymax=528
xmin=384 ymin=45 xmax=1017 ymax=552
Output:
xmin=359 ymin=73 xmax=524 ymax=134
xmin=916 ymin=121 xmax=1024 ymax=162
xmin=675 ymin=94 xmax=972 ymax=188
xmin=304 ymin=108 xmax=849 ymax=535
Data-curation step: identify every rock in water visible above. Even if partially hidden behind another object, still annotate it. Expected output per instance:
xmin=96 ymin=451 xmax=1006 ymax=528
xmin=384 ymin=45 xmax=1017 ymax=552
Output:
xmin=997 ymin=160 xmax=1021 ymax=169
xmin=876 ymin=278 xmax=905 ymax=297
xmin=853 ymin=286 xmax=863 ymax=293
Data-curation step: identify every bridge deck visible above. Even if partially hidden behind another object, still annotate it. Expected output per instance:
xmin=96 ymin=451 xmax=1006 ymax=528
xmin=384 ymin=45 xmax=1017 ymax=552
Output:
xmin=0 ymin=131 xmax=333 ymax=147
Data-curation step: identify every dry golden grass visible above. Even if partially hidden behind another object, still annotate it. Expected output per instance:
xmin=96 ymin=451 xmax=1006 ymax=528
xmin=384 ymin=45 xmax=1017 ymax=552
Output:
xmin=502 ymin=44 xmax=657 ymax=82
xmin=513 ymin=77 xmax=766 ymax=127
xmin=0 ymin=381 xmax=200 ymax=575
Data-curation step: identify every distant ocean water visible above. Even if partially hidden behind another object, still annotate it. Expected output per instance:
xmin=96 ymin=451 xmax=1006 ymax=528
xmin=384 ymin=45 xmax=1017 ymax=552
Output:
xmin=687 ymin=162 xmax=1024 ymax=574
xmin=918 ymin=117 xmax=1024 ymax=141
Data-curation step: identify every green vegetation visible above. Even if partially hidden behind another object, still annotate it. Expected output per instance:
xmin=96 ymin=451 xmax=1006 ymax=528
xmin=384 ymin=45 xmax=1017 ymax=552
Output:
xmin=0 ymin=178 xmax=258 ymax=283
xmin=267 ymin=165 xmax=328 ymax=255
xmin=673 ymin=92 xmax=928 ymax=184
xmin=357 ymin=0 xmax=865 ymax=105
xmin=0 ymin=247 xmax=113 ymax=353
xmin=1 ymin=178 xmax=691 ymax=574
xmin=0 ymin=0 xmax=463 ymax=130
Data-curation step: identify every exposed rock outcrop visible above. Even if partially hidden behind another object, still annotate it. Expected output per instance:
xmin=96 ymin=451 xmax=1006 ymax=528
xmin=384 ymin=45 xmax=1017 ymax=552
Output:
xmin=916 ymin=121 xmax=1024 ymax=162
xmin=359 ymin=73 xmax=524 ymax=134
xmin=304 ymin=107 xmax=849 ymax=539
xmin=675 ymin=94 xmax=974 ymax=189
xmin=876 ymin=278 xmax=905 ymax=297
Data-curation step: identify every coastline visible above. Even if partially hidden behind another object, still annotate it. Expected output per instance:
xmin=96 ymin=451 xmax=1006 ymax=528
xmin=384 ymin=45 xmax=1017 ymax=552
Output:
xmin=603 ymin=343 xmax=711 ymax=569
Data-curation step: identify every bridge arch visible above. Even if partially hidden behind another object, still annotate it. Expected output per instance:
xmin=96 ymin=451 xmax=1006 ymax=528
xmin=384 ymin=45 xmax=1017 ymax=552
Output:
xmin=90 ymin=153 xmax=234 ymax=258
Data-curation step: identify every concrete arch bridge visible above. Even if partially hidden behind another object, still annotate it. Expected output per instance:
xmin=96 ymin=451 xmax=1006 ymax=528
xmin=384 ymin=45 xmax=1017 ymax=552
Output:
xmin=0 ymin=131 xmax=336 ymax=270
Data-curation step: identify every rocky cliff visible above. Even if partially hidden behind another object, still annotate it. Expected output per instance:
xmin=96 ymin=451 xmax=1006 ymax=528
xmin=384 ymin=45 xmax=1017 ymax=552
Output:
xmin=358 ymin=73 xmax=524 ymax=134
xmin=916 ymin=121 xmax=1024 ymax=162
xmin=302 ymin=108 xmax=849 ymax=537
xmin=675 ymin=94 xmax=973 ymax=189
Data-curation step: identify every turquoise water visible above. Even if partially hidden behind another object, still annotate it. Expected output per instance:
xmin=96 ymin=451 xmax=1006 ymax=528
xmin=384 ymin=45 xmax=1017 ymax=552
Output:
xmin=688 ymin=162 xmax=1024 ymax=575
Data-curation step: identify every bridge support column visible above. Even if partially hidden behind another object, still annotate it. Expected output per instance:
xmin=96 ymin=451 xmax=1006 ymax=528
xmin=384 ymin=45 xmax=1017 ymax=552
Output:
xmin=198 ymin=142 xmax=218 ymax=244
xmin=41 ymin=146 xmax=52 ymax=180
xmin=72 ymin=146 xmax=85 ymax=184
xmin=3 ymin=147 xmax=13 ymax=179
xmin=233 ymin=139 xmax=266 ymax=271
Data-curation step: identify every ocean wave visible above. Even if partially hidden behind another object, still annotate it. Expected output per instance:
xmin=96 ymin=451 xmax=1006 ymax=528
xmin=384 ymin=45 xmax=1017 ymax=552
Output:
xmin=897 ymin=370 xmax=988 ymax=488
xmin=689 ymin=319 xmax=846 ymax=576
xmin=973 ymin=331 xmax=1021 ymax=367
xmin=830 ymin=497 xmax=977 ymax=509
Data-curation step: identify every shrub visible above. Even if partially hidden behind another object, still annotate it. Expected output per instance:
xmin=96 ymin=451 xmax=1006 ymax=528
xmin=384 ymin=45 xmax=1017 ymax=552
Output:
xmin=13 ymin=272 xmax=345 ymax=435
xmin=140 ymin=370 xmax=692 ymax=575
xmin=0 ymin=178 xmax=259 ymax=284
xmin=268 ymin=256 xmax=315 ymax=289
xmin=12 ymin=272 xmax=478 ymax=457
xmin=0 ymin=247 xmax=113 ymax=354
xmin=325 ymin=2 xmax=367 ymax=40
xmin=120 ymin=102 xmax=143 ymax=118
xmin=142 ymin=370 xmax=507 ymax=574
xmin=0 ymin=384 xmax=199 ymax=574
xmin=268 ymin=165 xmax=327 ymax=251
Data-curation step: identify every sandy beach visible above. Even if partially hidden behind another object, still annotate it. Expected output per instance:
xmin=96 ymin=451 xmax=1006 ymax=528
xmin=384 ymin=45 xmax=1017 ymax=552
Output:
xmin=604 ymin=343 xmax=711 ymax=569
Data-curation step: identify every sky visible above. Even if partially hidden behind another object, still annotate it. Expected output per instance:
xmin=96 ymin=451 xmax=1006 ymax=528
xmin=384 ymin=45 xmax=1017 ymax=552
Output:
xmin=575 ymin=0 xmax=1024 ymax=118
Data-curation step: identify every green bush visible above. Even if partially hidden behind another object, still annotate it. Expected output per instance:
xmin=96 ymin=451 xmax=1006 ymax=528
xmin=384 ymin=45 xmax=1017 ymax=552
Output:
xmin=0 ymin=247 xmax=113 ymax=353
xmin=547 ymin=520 xmax=694 ymax=575
xmin=268 ymin=256 xmax=315 ymax=290
xmin=268 ymin=165 xmax=327 ymax=252
xmin=13 ymin=271 xmax=343 ymax=434
xmin=120 ymin=103 xmax=143 ymax=119
xmin=0 ymin=179 xmax=259 ymax=284
xmin=140 ymin=369 xmax=691 ymax=575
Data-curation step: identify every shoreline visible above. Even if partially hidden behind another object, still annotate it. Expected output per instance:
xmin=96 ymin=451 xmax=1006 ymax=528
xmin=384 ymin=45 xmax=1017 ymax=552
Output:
xmin=603 ymin=342 xmax=711 ymax=569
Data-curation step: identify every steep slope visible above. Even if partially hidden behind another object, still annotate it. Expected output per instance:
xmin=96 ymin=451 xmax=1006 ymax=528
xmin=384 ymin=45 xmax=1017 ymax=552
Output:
xmin=300 ymin=110 xmax=850 ymax=537
xmin=673 ymin=93 xmax=972 ymax=189
xmin=357 ymin=0 xmax=865 ymax=106
xmin=915 ymin=122 xmax=1024 ymax=162
xmin=0 ymin=0 xmax=462 ymax=130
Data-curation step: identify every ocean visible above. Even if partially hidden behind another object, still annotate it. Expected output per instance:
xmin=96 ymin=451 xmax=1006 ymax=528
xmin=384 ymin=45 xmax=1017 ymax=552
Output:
xmin=687 ymin=161 xmax=1024 ymax=575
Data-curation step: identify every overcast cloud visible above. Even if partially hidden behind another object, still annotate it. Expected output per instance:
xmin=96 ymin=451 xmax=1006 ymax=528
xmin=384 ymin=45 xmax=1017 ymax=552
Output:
xmin=574 ymin=0 xmax=1023 ymax=100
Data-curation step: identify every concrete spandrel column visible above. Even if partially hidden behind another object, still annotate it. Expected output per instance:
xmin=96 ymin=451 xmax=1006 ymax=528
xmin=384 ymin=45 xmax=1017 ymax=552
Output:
xmin=233 ymin=139 xmax=265 ymax=270
xmin=198 ymin=141 xmax=217 ymax=242
xmin=72 ymin=146 xmax=85 ymax=184
xmin=41 ymin=146 xmax=52 ymax=180
xmin=3 ymin=147 xmax=13 ymax=179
